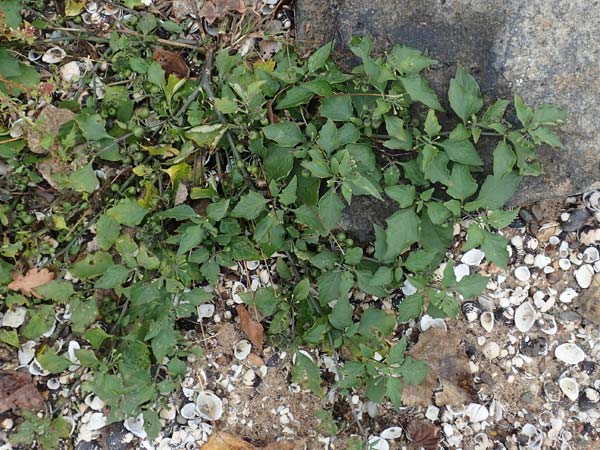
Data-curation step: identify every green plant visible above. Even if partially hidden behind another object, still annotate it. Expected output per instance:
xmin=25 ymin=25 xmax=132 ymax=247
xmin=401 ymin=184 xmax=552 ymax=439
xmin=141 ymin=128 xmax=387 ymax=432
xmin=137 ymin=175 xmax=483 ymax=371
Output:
xmin=0 ymin=21 xmax=565 ymax=442
xmin=10 ymin=411 xmax=71 ymax=450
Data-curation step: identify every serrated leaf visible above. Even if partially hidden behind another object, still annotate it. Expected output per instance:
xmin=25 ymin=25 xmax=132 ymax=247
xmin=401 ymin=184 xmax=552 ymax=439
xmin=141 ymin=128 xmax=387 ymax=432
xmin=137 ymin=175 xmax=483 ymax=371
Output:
xmin=440 ymin=139 xmax=483 ymax=166
xmin=404 ymin=249 xmax=438 ymax=272
xmin=308 ymin=41 xmax=333 ymax=72
xmin=397 ymin=293 xmax=423 ymax=323
xmin=386 ymin=377 xmax=403 ymax=408
xmin=96 ymin=214 xmax=121 ymax=250
xmin=464 ymin=171 xmax=522 ymax=211
xmin=107 ymin=198 xmax=148 ymax=227
xmin=488 ymin=209 xmax=519 ymax=229
xmin=481 ymin=231 xmax=509 ymax=267
xmin=317 ymin=120 xmax=339 ymax=154
xmin=370 ymin=266 xmax=393 ymax=286
xmin=531 ymin=105 xmax=567 ymax=126
xmin=38 ymin=349 xmax=71 ymax=373
xmin=329 ymin=297 xmax=353 ymax=330
xmin=292 ymin=351 xmax=322 ymax=395
xmin=378 ymin=208 xmax=421 ymax=261
xmin=446 ymin=164 xmax=478 ymax=200
xmin=455 ymin=274 xmax=488 ymax=298
xmin=318 ymin=270 xmax=354 ymax=305
xmin=388 ymin=46 xmax=437 ymax=75
xmin=279 ymin=176 xmax=297 ymax=206
xmin=358 ymin=308 xmax=395 ymax=336
xmin=206 ymin=199 xmax=230 ymax=221
xmin=528 ymin=126 xmax=563 ymax=148
xmin=492 ymin=140 xmax=516 ymax=176
xmin=384 ymin=115 xmax=413 ymax=150
xmin=156 ymin=205 xmax=197 ymax=220
xmin=424 ymin=109 xmax=442 ymax=137
xmin=398 ymin=357 xmax=428 ymax=385
xmin=94 ymin=264 xmax=130 ymax=289
xmin=344 ymin=247 xmax=363 ymax=265
xmin=75 ymin=114 xmax=112 ymax=141
xmin=35 ymin=280 xmax=74 ymax=302
xmin=262 ymin=122 xmax=302 ymax=147
xmin=481 ymin=99 xmax=510 ymax=125
xmin=231 ymin=191 xmax=268 ymax=220
xmin=514 ymin=93 xmax=533 ymax=127
xmin=275 ymin=86 xmax=313 ymax=109
xmin=448 ymin=66 xmax=483 ymax=122
xmin=318 ymin=188 xmax=344 ymax=232
xmin=68 ymin=163 xmax=98 ymax=193
xmin=400 ymin=75 xmax=443 ymax=111
xmin=319 ymin=96 xmax=353 ymax=121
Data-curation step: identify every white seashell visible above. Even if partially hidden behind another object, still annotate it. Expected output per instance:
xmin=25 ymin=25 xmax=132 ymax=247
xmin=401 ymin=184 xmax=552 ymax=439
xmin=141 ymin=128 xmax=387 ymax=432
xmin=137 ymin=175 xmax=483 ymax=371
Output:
xmin=533 ymin=254 xmax=551 ymax=268
xmin=575 ymin=264 xmax=594 ymax=288
xmin=67 ymin=340 xmax=81 ymax=364
xmin=466 ymin=403 xmax=489 ymax=422
xmin=87 ymin=412 xmax=107 ymax=431
xmin=539 ymin=315 xmax=557 ymax=335
xmin=425 ymin=405 xmax=440 ymax=421
xmin=559 ymin=288 xmax=578 ymax=303
xmin=243 ymin=369 xmax=256 ymax=386
xmin=246 ymin=260 xmax=260 ymax=270
xmin=461 ymin=249 xmax=485 ymax=266
xmin=197 ymin=303 xmax=215 ymax=319
xmin=60 ymin=61 xmax=81 ymax=82
xmin=480 ymin=311 xmax=494 ymax=333
xmin=514 ymin=302 xmax=536 ymax=332
xmin=489 ymin=399 xmax=504 ymax=422
xmin=558 ymin=258 xmax=571 ymax=271
xmin=558 ymin=378 xmax=579 ymax=401
xmin=420 ymin=315 xmax=447 ymax=332
xmin=124 ymin=414 xmax=146 ymax=439
xmin=523 ymin=254 xmax=535 ymax=265
xmin=482 ymin=342 xmax=500 ymax=359
xmin=28 ymin=50 xmax=42 ymax=61
xmin=380 ymin=426 xmax=403 ymax=439
xmin=401 ymin=279 xmax=418 ymax=296
xmin=18 ymin=341 xmax=37 ymax=366
xmin=367 ymin=436 xmax=389 ymax=450
xmin=1 ymin=307 xmax=27 ymax=328
xmin=511 ymin=235 xmax=524 ymax=249
xmin=583 ymin=247 xmax=600 ymax=263
xmin=196 ymin=391 xmax=223 ymax=421
xmin=233 ymin=340 xmax=252 ymax=360
xmin=514 ymin=266 xmax=531 ymax=282
xmin=454 ymin=263 xmax=470 ymax=282
xmin=42 ymin=47 xmax=67 ymax=64
xmin=231 ymin=282 xmax=247 ymax=304
xmin=180 ymin=402 xmax=197 ymax=420
xmin=555 ymin=343 xmax=585 ymax=365
xmin=47 ymin=378 xmax=61 ymax=390
xmin=258 ymin=269 xmax=270 ymax=284
xmin=583 ymin=190 xmax=600 ymax=212
xmin=29 ymin=358 xmax=50 ymax=376
xmin=84 ymin=394 xmax=105 ymax=411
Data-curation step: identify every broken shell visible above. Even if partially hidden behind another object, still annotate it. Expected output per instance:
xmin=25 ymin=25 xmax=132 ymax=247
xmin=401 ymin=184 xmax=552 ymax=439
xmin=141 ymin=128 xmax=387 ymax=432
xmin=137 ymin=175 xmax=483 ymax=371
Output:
xmin=246 ymin=260 xmax=260 ymax=270
xmin=482 ymin=341 xmax=500 ymax=359
xmin=514 ymin=302 xmax=536 ymax=332
xmin=583 ymin=190 xmax=600 ymax=212
xmin=461 ymin=249 xmax=485 ymax=266
xmin=196 ymin=391 xmax=223 ymax=421
xmin=420 ymin=314 xmax=447 ymax=332
xmin=554 ymin=343 xmax=585 ymax=365
xmin=29 ymin=358 xmax=50 ymax=376
xmin=579 ymin=388 xmax=600 ymax=411
xmin=514 ymin=266 xmax=531 ymax=282
xmin=480 ymin=311 xmax=494 ymax=333
xmin=543 ymin=380 xmax=562 ymax=402
xmin=87 ymin=412 xmax=107 ymax=431
xmin=197 ymin=303 xmax=215 ymax=319
xmin=60 ymin=61 xmax=81 ymax=82
xmin=575 ymin=264 xmax=594 ymax=288
xmin=520 ymin=424 xmax=543 ymax=450
xmin=559 ymin=288 xmax=578 ymax=303
xmin=558 ymin=377 xmax=579 ymax=401
xmin=461 ymin=301 xmax=482 ymax=322
xmin=67 ymin=340 xmax=81 ymax=364
xmin=233 ymin=340 xmax=252 ymax=360
xmin=583 ymin=246 xmax=600 ymax=263
xmin=18 ymin=341 xmax=36 ymax=366
xmin=380 ymin=426 xmax=403 ymax=439
xmin=1 ymin=307 xmax=27 ymax=328
xmin=47 ymin=378 xmax=61 ymax=390
xmin=533 ymin=254 xmax=551 ymax=268
xmin=84 ymin=394 xmax=105 ymax=411
xmin=454 ymin=263 xmax=470 ymax=282
xmin=180 ymin=402 xmax=197 ymax=420
xmin=367 ymin=436 xmax=389 ymax=450
xmin=466 ymin=403 xmax=489 ymax=422
xmin=42 ymin=47 xmax=67 ymax=64
xmin=538 ymin=314 xmax=557 ymax=335
xmin=124 ymin=414 xmax=147 ymax=439
xmin=231 ymin=281 xmax=247 ymax=304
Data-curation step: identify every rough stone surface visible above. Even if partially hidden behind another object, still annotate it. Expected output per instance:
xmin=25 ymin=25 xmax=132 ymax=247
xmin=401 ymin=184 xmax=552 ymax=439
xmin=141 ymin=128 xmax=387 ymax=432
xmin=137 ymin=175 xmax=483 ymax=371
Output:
xmin=297 ymin=0 xmax=600 ymax=237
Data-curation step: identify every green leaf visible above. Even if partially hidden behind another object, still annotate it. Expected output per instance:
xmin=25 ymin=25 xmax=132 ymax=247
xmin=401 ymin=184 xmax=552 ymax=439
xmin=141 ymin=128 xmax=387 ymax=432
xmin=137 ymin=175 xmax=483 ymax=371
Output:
xmin=344 ymin=247 xmax=363 ymax=265
xmin=447 ymin=164 xmax=478 ymax=200
xmin=358 ymin=308 xmax=395 ymax=336
xmin=94 ymin=264 xmax=130 ymax=289
xmin=147 ymin=61 xmax=165 ymax=86
xmin=292 ymin=352 xmax=322 ymax=395
xmin=384 ymin=185 xmax=416 ymax=208
xmin=177 ymin=225 xmax=205 ymax=255
xmin=75 ymin=114 xmax=112 ymax=141
xmin=263 ymin=122 xmax=302 ymax=147
xmin=440 ymin=140 xmax=483 ymax=166
xmin=455 ymin=274 xmax=488 ymax=298
xmin=448 ymin=66 xmax=483 ymax=122
xmin=151 ymin=325 xmax=177 ymax=362
xmin=488 ymin=209 xmax=519 ymax=229
xmin=531 ymin=105 xmax=567 ymax=126
xmin=84 ymin=327 xmax=110 ymax=349
xmin=398 ymin=357 xmax=428 ymax=385
xmin=404 ymin=249 xmax=438 ymax=272
xmin=70 ymin=298 xmax=99 ymax=333
xmin=265 ymin=146 xmax=294 ymax=180
xmin=481 ymin=99 xmax=510 ymax=125
xmin=400 ymin=76 xmax=443 ymax=111
xmin=96 ymin=214 xmax=121 ymax=250
xmin=319 ymin=96 xmax=353 ymax=121
xmin=365 ymin=376 xmax=387 ymax=403
xmin=75 ymin=349 xmax=100 ymax=368
xmin=329 ymin=297 xmax=353 ymax=330
xmin=514 ymin=93 xmax=533 ymax=127
xmin=492 ymin=141 xmax=516 ymax=176
xmin=317 ymin=120 xmax=340 ymax=154
xmin=143 ymin=410 xmax=161 ymax=441
xmin=317 ymin=270 xmax=354 ymax=305
xmin=426 ymin=202 xmax=452 ymax=225
xmin=279 ymin=176 xmax=297 ymax=206
xmin=206 ymin=199 xmax=230 ymax=221
xmin=397 ymin=293 xmax=424 ymax=322
xmin=0 ymin=329 xmax=19 ymax=348
xmin=231 ymin=191 xmax=268 ymax=220
xmin=378 ymin=208 xmax=421 ymax=261
xmin=529 ymin=126 xmax=563 ymax=148
xmin=35 ymin=280 xmax=74 ymax=302
xmin=0 ymin=0 xmax=22 ymax=28
xmin=388 ymin=46 xmax=437 ymax=75
xmin=370 ymin=266 xmax=393 ymax=286
xmin=67 ymin=164 xmax=98 ymax=193
xmin=71 ymin=252 xmax=113 ymax=279
xmin=38 ymin=349 xmax=71 ymax=373
xmin=293 ymin=204 xmax=327 ymax=235
xmin=308 ymin=41 xmax=333 ymax=72
xmin=156 ymin=205 xmax=198 ymax=220
xmin=383 ymin=116 xmax=413 ymax=150
xmin=318 ymin=188 xmax=344 ymax=232
xmin=107 ymin=198 xmax=148 ymax=227
xmin=464 ymin=171 xmax=522 ymax=211
xmin=387 ymin=337 xmax=407 ymax=365
xmin=424 ymin=109 xmax=442 ymax=137
xmin=275 ymin=86 xmax=313 ymax=109
xmin=386 ymin=377 xmax=404 ymax=408
xmin=293 ymin=278 xmax=310 ymax=301
xmin=481 ymin=231 xmax=509 ymax=267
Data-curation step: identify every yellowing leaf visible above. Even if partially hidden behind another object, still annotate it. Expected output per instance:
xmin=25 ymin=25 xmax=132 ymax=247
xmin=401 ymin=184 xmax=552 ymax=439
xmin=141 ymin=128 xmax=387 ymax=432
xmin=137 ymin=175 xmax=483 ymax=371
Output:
xmin=132 ymin=164 xmax=153 ymax=177
xmin=141 ymin=144 xmax=179 ymax=158
xmin=162 ymin=162 xmax=191 ymax=185
xmin=65 ymin=0 xmax=85 ymax=16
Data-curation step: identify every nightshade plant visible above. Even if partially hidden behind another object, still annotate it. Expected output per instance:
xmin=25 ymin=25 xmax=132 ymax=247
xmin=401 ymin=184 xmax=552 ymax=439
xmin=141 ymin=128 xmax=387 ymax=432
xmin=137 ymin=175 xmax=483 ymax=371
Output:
xmin=0 ymin=9 xmax=566 ymax=442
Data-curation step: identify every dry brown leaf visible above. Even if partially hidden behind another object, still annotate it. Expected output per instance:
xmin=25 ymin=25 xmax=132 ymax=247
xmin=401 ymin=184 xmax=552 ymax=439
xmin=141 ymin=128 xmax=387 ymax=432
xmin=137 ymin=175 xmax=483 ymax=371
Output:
xmin=198 ymin=0 xmax=246 ymax=24
xmin=8 ymin=268 xmax=55 ymax=298
xmin=200 ymin=432 xmax=305 ymax=450
xmin=171 ymin=0 xmax=200 ymax=20
xmin=406 ymin=419 xmax=440 ymax=450
xmin=26 ymin=105 xmax=75 ymax=154
xmin=236 ymin=305 xmax=263 ymax=351
xmin=0 ymin=370 xmax=45 ymax=413
xmin=152 ymin=47 xmax=190 ymax=79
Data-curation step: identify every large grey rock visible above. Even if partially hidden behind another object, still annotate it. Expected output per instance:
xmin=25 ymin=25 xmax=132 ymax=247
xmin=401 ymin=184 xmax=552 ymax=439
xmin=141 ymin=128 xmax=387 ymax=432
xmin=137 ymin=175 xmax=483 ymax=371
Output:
xmin=296 ymin=0 xmax=600 ymax=240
